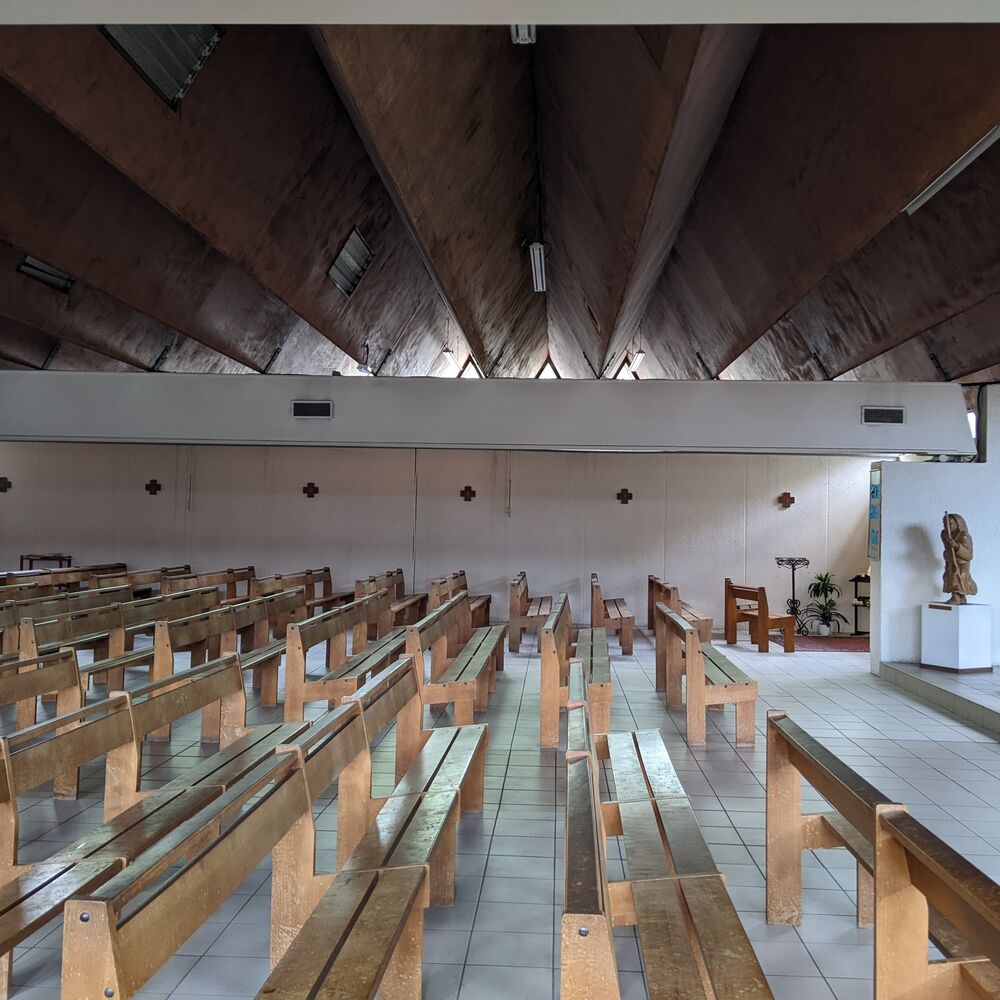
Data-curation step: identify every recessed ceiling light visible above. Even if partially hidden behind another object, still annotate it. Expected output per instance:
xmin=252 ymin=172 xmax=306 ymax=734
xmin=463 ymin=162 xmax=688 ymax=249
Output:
xmin=529 ymin=242 xmax=547 ymax=293
xmin=629 ymin=350 xmax=646 ymax=373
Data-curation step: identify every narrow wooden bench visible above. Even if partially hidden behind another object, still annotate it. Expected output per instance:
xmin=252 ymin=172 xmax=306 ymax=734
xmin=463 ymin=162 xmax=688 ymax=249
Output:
xmin=406 ymin=593 xmax=505 ymax=725
xmin=0 ymin=647 xmax=83 ymax=729
xmin=429 ymin=569 xmax=492 ymax=627
xmin=358 ymin=568 xmax=428 ymax=628
xmin=562 ymin=666 xmax=772 ymax=1000
xmin=648 ymin=574 xmax=713 ymax=641
xmin=540 ymin=594 xmax=614 ymax=748
xmin=92 ymin=564 xmax=191 ymax=597
xmin=655 ymin=603 xmax=757 ymax=746
xmin=725 ymin=577 xmax=794 ymax=653
xmin=19 ymin=602 xmax=126 ymax=663
xmin=163 ymin=564 xmax=256 ymax=600
xmin=252 ymin=566 xmax=354 ymax=632
xmin=591 ymin=573 xmax=634 ymax=654
xmin=509 ymin=569 xmax=552 ymax=652
xmin=233 ymin=587 xmax=307 ymax=704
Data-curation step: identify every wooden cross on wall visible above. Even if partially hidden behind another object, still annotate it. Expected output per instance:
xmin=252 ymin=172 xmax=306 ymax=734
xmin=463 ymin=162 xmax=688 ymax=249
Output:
xmin=145 ymin=479 xmax=162 ymax=496
xmin=302 ymin=482 xmax=320 ymax=499
xmin=0 ymin=477 xmax=10 ymax=493
xmin=459 ymin=485 xmax=476 ymax=502
xmin=617 ymin=488 xmax=633 ymax=505
xmin=778 ymin=492 xmax=795 ymax=509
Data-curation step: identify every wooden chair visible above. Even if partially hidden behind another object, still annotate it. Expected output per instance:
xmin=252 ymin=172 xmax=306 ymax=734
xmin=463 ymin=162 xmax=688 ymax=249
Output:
xmin=540 ymin=594 xmax=613 ymax=748
xmin=590 ymin=573 xmax=634 ymax=654
xmin=725 ymin=578 xmax=794 ymax=652
xmin=647 ymin=575 xmax=712 ymax=640
xmin=561 ymin=664 xmax=772 ymax=1000
xmin=429 ymin=570 xmax=492 ymax=627
xmin=655 ymin=603 xmax=757 ymax=746
xmin=508 ymin=570 xmax=552 ymax=652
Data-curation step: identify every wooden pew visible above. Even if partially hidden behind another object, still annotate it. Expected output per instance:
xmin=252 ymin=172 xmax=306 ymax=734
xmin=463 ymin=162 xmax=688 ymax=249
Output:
xmin=283 ymin=589 xmax=407 ymax=722
xmin=0 ymin=581 xmax=53 ymax=601
xmin=725 ymin=577 xmax=794 ymax=653
xmin=18 ymin=603 xmax=126 ymax=663
xmin=540 ymin=594 xmax=612 ymax=748
xmin=164 ymin=564 xmax=256 ymax=600
xmin=92 ymin=564 xmax=191 ymax=596
xmin=406 ymin=592 xmax=506 ymax=725
xmin=429 ymin=569 xmax=492 ymax=627
xmin=0 ymin=647 xmax=83 ymax=729
xmin=358 ymin=568 xmax=428 ymax=627
xmin=647 ymin=575 xmax=713 ymax=641
xmin=508 ymin=570 xmax=552 ymax=652
xmin=654 ymin=603 xmax=757 ymax=746
xmin=590 ymin=573 xmax=634 ymax=654
xmin=562 ymin=664 xmax=772 ymax=1000
xmin=234 ymin=587 xmax=308 ymax=705
xmin=253 ymin=566 xmax=354 ymax=628
xmin=50 ymin=563 xmax=128 ymax=590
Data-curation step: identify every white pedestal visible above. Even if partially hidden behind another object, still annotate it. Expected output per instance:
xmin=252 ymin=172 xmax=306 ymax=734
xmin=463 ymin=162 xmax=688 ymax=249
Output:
xmin=920 ymin=602 xmax=991 ymax=672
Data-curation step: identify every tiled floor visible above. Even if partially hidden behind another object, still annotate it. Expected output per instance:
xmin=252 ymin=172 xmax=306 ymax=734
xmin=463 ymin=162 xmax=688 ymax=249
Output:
xmin=8 ymin=629 xmax=1000 ymax=999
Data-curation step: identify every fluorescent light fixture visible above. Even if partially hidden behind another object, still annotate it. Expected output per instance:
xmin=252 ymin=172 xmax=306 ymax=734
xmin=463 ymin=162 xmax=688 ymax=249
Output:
xmin=329 ymin=227 xmax=375 ymax=297
xmin=104 ymin=25 xmax=220 ymax=108
xmin=510 ymin=25 xmax=536 ymax=44
xmin=629 ymin=350 xmax=646 ymax=373
xmin=904 ymin=125 xmax=1000 ymax=216
xmin=356 ymin=342 xmax=374 ymax=375
xmin=16 ymin=255 xmax=74 ymax=293
xmin=529 ymin=242 xmax=546 ymax=293
xmin=442 ymin=348 xmax=461 ymax=374
xmin=968 ymin=410 xmax=978 ymax=438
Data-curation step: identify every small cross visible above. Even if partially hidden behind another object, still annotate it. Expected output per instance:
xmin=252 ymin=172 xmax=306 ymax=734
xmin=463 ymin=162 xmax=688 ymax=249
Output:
xmin=0 ymin=477 xmax=10 ymax=493
xmin=778 ymin=492 xmax=795 ymax=509
xmin=144 ymin=479 xmax=162 ymax=496
xmin=459 ymin=485 xmax=476 ymax=502
xmin=617 ymin=488 xmax=633 ymax=505
xmin=302 ymin=482 xmax=320 ymax=499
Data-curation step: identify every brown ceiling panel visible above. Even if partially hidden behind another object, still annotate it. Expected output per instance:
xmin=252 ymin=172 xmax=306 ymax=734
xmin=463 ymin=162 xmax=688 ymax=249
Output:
xmin=0 ymin=77 xmax=319 ymax=372
xmin=0 ymin=26 xmax=450 ymax=372
xmin=0 ymin=316 xmax=134 ymax=371
xmin=641 ymin=24 xmax=1000 ymax=379
xmin=535 ymin=25 xmax=757 ymax=376
xmin=315 ymin=25 xmax=548 ymax=378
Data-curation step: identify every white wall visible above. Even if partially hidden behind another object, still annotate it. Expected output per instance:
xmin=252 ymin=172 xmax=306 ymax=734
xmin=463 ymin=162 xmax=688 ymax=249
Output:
xmin=0 ymin=441 xmax=872 ymax=628
xmin=874 ymin=386 xmax=998 ymax=669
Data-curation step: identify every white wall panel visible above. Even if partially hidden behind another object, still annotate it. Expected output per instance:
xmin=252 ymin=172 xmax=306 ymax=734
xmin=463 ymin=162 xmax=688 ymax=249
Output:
xmin=0 ymin=442 xmax=43 ymax=567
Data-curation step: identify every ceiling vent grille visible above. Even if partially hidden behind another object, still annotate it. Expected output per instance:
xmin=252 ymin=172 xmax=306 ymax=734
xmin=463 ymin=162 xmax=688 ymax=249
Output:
xmin=328 ymin=228 xmax=374 ymax=297
xmin=16 ymin=255 xmax=74 ymax=293
xmin=104 ymin=25 xmax=221 ymax=107
xmin=862 ymin=406 xmax=905 ymax=425
xmin=292 ymin=400 xmax=333 ymax=419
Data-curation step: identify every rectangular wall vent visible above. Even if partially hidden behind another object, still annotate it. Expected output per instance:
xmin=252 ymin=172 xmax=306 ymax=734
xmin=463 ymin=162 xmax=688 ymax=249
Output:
xmin=862 ymin=406 xmax=905 ymax=425
xmin=328 ymin=228 xmax=374 ymax=297
xmin=292 ymin=400 xmax=333 ymax=419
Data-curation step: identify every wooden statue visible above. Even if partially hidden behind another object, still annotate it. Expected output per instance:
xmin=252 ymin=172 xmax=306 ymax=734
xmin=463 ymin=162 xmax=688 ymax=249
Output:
xmin=942 ymin=512 xmax=977 ymax=605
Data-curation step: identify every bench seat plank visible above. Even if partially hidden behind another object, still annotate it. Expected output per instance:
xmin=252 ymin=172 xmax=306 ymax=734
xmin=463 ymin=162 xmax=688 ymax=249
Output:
xmin=438 ymin=626 xmax=504 ymax=685
xmin=702 ymin=645 xmax=753 ymax=687
xmin=391 ymin=725 xmax=487 ymax=799
xmin=606 ymin=731 xmax=685 ymax=803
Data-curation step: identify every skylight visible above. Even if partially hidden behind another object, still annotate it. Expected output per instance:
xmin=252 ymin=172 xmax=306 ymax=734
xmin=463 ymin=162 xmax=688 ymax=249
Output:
xmin=537 ymin=359 xmax=560 ymax=379
xmin=104 ymin=25 xmax=221 ymax=108
xmin=328 ymin=228 xmax=375 ymax=298
xmin=460 ymin=360 xmax=481 ymax=379
xmin=16 ymin=255 xmax=74 ymax=294
xmin=614 ymin=358 xmax=638 ymax=380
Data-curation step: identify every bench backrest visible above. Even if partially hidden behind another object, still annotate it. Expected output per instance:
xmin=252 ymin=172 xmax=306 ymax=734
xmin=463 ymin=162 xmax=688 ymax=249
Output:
xmin=509 ymin=570 xmax=529 ymax=618
xmin=21 ymin=603 xmax=125 ymax=657
xmin=647 ymin=574 xmax=677 ymax=628
xmin=254 ymin=567 xmax=332 ymax=599
xmin=0 ymin=571 xmax=53 ymax=589
xmin=164 ymin=565 xmax=256 ymax=599
xmin=590 ymin=573 xmax=604 ymax=625
xmin=94 ymin=565 xmax=191 ymax=591
xmin=405 ymin=592 xmax=472 ymax=675
xmin=0 ymin=647 xmax=82 ymax=715
xmin=286 ymin=593 xmax=378 ymax=673
xmin=0 ymin=582 xmax=53 ymax=601
xmin=540 ymin=592 xmax=572 ymax=674
xmin=428 ymin=571 xmax=473 ymax=610
xmin=120 ymin=587 xmax=220 ymax=631
xmin=726 ymin=577 xmax=769 ymax=618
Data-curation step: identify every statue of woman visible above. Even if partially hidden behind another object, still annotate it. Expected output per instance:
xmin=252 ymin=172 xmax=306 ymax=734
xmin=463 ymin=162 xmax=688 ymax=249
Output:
xmin=942 ymin=512 xmax=977 ymax=605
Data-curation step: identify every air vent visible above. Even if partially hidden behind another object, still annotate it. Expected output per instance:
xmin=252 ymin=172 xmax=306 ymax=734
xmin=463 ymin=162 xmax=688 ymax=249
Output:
xmin=328 ymin=228 xmax=374 ymax=297
xmin=104 ymin=25 xmax=221 ymax=107
xmin=862 ymin=406 xmax=905 ymax=425
xmin=292 ymin=400 xmax=333 ymax=419
xmin=16 ymin=255 xmax=74 ymax=293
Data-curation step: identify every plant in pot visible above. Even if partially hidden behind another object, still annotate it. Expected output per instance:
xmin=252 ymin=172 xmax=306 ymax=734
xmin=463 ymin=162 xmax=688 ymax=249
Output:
xmin=804 ymin=572 xmax=849 ymax=637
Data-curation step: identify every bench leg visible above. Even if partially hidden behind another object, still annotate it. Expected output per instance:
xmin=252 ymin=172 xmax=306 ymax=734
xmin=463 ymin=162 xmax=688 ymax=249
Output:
xmin=461 ymin=736 xmax=487 ymax=813
xmin=620 ymin=618 xmax=634 ymax=656
xmin=540 ymin=653 xmax=560 ymax=749
xmin=429 ymin=801 xmax=458 ymax=907
xmin=0 ymin=942 xmax=11 ymax=1000
xmin=509 ymin=623 xmax=521 ymax=653
xmin=201 ymin=700 xmax=222 ymax=744
xmin=496 ymin=640 xmax=505 ymax=672
xmin=735 ymin=699 xmax=755 ymax=747
xmin=857 ymin=863 xmax=874 ymax=928
xmin=381 ymin=904 xmax=424 ymax=1000
xmin=454 ymin=697 xmax=475 ymax=726
xmin=260 ymin=659 xmax=279 ymax=707
xmin=561 ymin=914 xmax=620 ymax=1000
xmin=783 ymin=622 xmax=795 ymax=653
xmin=251 ymin=665 xmax=262 ymax=692
xmin=766 ymin=715 xmax=803 ymax=924
xmin=474 ymin=675 xmax=489 ymax=713
xmin=758 ymin=626 xmax=769 ymax=654
xmin=336 ymin=753 xmax=373 ymax=869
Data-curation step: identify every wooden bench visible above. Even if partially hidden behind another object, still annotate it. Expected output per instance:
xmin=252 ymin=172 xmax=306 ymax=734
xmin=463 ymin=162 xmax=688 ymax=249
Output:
xmin=429 ymin=569 xmax=492 ymax=627
xmin=92 ymin=564 xmax=191 ymax=597
xmin=647 ymin=575 xmax=713 ymax=641
xmin=406 ymin=593 xmax=506 ymax=725
xmin=163 ymin=564 xmax=256 ymax=600
xmin=509 ymin=570 xmax=552 ymax=652
xmin=562 ymin=664 xmax=772 ymax=1000
xmin=655 ymin=603 xmax=757 ymax=746
xmin=0 ymin=582 xmax=53 ymax=604
xmin=252 ymin=566 xmax=354 ymax=632
xmin=357 ymin=568 xmax=428 ymax=628
xmin=725 ymin=578 xmax=794 ymax=653
xmin=540 ymin=594 xmax=613 ymax=748
xmin=590 ymin=573 xmax=634 ymax=654
xmin=0 ymin=647 xmax=83 ymax=729
xmin=282 ymin=588 xmax=405 ymax=722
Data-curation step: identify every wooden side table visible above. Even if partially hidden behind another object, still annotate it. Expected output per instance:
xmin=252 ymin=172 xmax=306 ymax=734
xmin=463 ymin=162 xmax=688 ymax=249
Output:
xmin=19 ymin=553 xmax=73 ymax=570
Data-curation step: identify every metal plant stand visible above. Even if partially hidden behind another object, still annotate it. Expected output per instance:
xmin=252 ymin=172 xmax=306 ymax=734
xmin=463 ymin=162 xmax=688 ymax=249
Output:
xmin=775 ymin=556 xmax=810 ymax=636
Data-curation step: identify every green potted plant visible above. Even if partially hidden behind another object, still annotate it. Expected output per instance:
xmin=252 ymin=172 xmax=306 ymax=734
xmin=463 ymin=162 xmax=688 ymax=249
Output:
xmin=803 ymin=572 xmax=849 ymax=636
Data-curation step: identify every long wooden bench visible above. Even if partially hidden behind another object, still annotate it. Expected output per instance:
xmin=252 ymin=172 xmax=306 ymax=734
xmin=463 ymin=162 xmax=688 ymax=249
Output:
xmin=591 ymin=572 xmax=634 ymax=654
xmin=647 ymin=575 xmax=713 ymax=641
xmin=282 ymin=588 xmax=404 ymax=721
xmin=725 ymin=577 xmax=794 ymax=653
xmin=562 ymin=664 xmax=772 ymax=1000
xmin=163 ymin=564 xmax=256 ymax=600
xmin=406 ymin=592 xmax=506 ymax=725
xmin=766 ymin=710 xmax=1000 ymax=997
xmin=252 ymin=566 xmax=354 ymax=634
xmin=358 ymin=568 xmax=428 ymax=628
xmin=509 ymin=569 xmax=552 ymax=652
xmin=429 ymin=569 xmax=492 ymax=627
xmin=540 ymin=593 xmax=612 ymax=748
xmin=92 ymin=564 xmax=191 ymax=597
xmin=655 ymin=603 xmax=757 ymax=746
xmin=0 ymin=647 xmax=83 ymax=729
